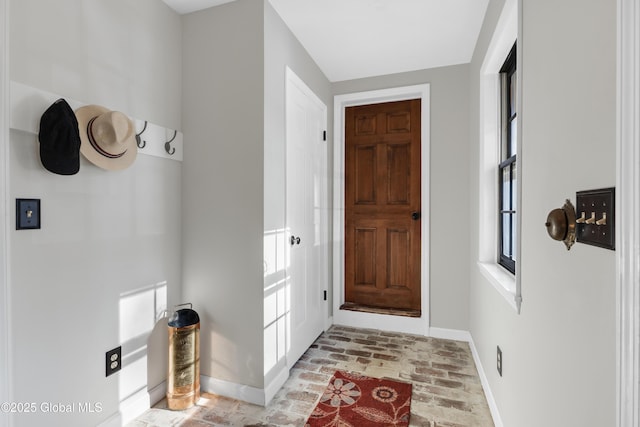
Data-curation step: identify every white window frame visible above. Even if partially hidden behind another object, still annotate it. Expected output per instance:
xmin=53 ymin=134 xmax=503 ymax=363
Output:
xmin=477 ymin=0 xmax=522 ymax=313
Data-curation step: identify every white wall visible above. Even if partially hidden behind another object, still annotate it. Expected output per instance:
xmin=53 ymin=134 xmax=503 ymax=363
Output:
xmin=469 ymin=0 xmax=617 ymax=425
xmin=263 ymin=1 xmax=332 ymax=389
xmin=0 ymin=0 xmax=8 ymax=424
xmin=332 ymin=65 xmax=471 ymax=332
xmin=8 ymin=1 xmax=182 ymax=426
xmin=181 ymin=0 xmax=332 ymax=396
xmin=181 ymin=0 xmax=265 ymax=390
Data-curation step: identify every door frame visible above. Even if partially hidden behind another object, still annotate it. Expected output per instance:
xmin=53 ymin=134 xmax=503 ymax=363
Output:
xmin=617 ymin=0 xmax=640 ymax=424
xmin=332 ymin=84 xmax=430 ymax=336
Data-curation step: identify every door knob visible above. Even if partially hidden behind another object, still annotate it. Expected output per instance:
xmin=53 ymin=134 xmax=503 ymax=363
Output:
xmin=411 ymin=211 xmax=421 ymax=220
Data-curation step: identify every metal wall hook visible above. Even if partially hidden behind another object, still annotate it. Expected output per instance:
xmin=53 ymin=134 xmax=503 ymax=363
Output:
xmin=136 ymin=121 xmax=148 ymax=149
xmin=165 ymin=130 xmax=177 ymax=155
xmin=290 ymin=235 xmax=301 ymax=245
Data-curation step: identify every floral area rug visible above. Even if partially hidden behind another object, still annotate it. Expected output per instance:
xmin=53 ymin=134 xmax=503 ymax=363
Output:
xmin=305 ymin=370 xmax=412 ymax=426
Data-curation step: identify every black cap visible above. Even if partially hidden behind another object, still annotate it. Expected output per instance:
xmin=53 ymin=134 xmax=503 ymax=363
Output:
xmin=38 ymin=98 xmax=81 ymax=175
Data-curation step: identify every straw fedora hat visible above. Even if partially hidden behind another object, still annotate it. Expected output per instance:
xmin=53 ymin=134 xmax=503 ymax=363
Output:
xmin=75 ymin=105 xmax=137 ymax=170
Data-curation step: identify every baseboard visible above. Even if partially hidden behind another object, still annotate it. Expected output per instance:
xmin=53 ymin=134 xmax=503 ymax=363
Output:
xmin=97 ymin=381 xmax=166 ymax=427
xmin=467 ymin=338 xmax=504 ymax=427
xmin=428 ymin=326 xmax=473 ymax=342
xmin=325 ymin=315 xmax=333 ymax=331
xmin=428 ymin=327 xmax=503 ymax=427
xmin=264 ymin=365 xmax=289 ymax=405
xmin=200 ymin=374 xmax=265 ymax=406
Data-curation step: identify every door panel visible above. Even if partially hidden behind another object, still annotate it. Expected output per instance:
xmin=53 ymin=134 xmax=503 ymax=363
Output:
xmin=344 ymin=99 xmax=421 ymax=313
xmin=387 ymin=143 xmax=411 ymax=204
xmin=354 ymin=227 xmax=376 ymax=286
xmin=387 ymin=227 xmax=410 ymax=288
xmin=285 ymin=71 xmax=327 ymax=367
xmin=354 ymin=145 xmax=377 ymax=204
xmin=387 ymin=111 xmax=411 ymax=133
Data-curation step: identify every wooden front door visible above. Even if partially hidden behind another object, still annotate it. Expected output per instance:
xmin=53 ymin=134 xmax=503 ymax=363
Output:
xmin=344 ymin=99 xmax=421 ymax=314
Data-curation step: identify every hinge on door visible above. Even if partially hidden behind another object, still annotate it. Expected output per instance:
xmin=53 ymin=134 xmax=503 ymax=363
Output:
xmin=323 ymin=290 xmax=327 ymax=301
xmin=323 ymin=130 xmax=327 ymax=141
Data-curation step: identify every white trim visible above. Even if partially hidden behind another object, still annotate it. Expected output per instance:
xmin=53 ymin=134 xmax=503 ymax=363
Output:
xmin=98 ymin=381 xmax=167 ymax=427
xmin=263 ymin=365 xmax=289 ymax=405
xmin=200 ymin=374 xmax=266 ymax=406
xmin=617 ymin=0 xmax=640 ymax=425
xmin=477 ymin=0 xmax=522 ymax=314
xmin=332 ymin=84 xmax=430 ymax=336
xmin=468 ymin=337 xmax=504 ymax=427
xmin=325 ymin=315 xmax=333 ymax=332
xmin=0 ymin=0 xmax=11 ymax=425
xmin=428 ymin=327 xmax=472 ymax=343
xmin=425 ymin=328 xmax=503 ymax=427
xmin=477 ymin=262 xmax=518 ymax=312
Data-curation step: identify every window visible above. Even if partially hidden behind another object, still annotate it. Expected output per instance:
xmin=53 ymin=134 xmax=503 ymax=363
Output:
xmin=478 ymin=0 xmax=520 ymax=312
xmin=498 ymin=42 xmax=517 ymax=274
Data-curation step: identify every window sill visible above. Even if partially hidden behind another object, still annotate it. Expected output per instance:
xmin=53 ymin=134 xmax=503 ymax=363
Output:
xmin=477 ymin=262 xmax=520 ymax=313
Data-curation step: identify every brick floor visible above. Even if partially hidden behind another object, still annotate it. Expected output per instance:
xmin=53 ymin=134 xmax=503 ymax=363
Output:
xmin=129 ymin=325 xmax=494 ymax=427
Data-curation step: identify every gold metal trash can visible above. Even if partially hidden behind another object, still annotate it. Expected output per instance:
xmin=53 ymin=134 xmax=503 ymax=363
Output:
xmin=167 ymin=303 xmax=200 ymax=410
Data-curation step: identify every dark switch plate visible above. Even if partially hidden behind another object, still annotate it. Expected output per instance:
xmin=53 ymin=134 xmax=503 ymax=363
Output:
xmin=575 ymin=188 xmax=615 ymax=250
xmin=16 ymin=199 xmax=40 ymax=230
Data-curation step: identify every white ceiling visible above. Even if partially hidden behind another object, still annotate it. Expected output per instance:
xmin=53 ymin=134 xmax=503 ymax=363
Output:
xmin=162 ymin=0 xmax=489 ymax=82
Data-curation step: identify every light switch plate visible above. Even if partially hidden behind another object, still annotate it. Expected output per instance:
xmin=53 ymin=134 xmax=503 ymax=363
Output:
xmin=576 ymin=188 xmax=615 ymax=250
xmin=16 ymin=199 xmax=40 ymax=230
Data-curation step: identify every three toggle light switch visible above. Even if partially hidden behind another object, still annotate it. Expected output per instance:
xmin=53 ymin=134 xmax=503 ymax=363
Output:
xmin=575 ymin=188 xmax=615 ymax=250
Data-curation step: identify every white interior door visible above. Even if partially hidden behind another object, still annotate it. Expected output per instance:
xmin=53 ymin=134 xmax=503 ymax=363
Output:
xmin=285 ymin=68 xmax=328 ymax=368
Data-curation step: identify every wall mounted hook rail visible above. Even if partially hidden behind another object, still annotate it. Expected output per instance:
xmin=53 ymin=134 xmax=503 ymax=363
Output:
xmin=9 ymin=81 xmax=183 ymax=162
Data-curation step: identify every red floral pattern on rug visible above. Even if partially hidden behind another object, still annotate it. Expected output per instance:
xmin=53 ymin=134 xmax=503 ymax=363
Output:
xmin=305 ymin=370 xmax=412 ymax=427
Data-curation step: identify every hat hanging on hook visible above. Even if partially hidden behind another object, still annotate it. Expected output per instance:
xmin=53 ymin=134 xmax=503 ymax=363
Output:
xmin=38 ymin=98 xmax=81 ymax=175
xmin=75 ymin=105 xmax=137 ymax=170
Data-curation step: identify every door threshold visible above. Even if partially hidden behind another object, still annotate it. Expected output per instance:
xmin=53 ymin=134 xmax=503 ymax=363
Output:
xmin=340 ymin=302 xmax=421 ymax=318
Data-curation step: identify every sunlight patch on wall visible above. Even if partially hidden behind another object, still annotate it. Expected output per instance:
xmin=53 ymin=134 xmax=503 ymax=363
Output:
xmin=264 ymin=228 xmax=288 ymax=375
xmin=263 ymin=277 xmax=287 ymax=374
xmin=118 ymin=281 xmax=168 ymax=402
xmin=264 ymin=228 xmax=286 ymax=277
